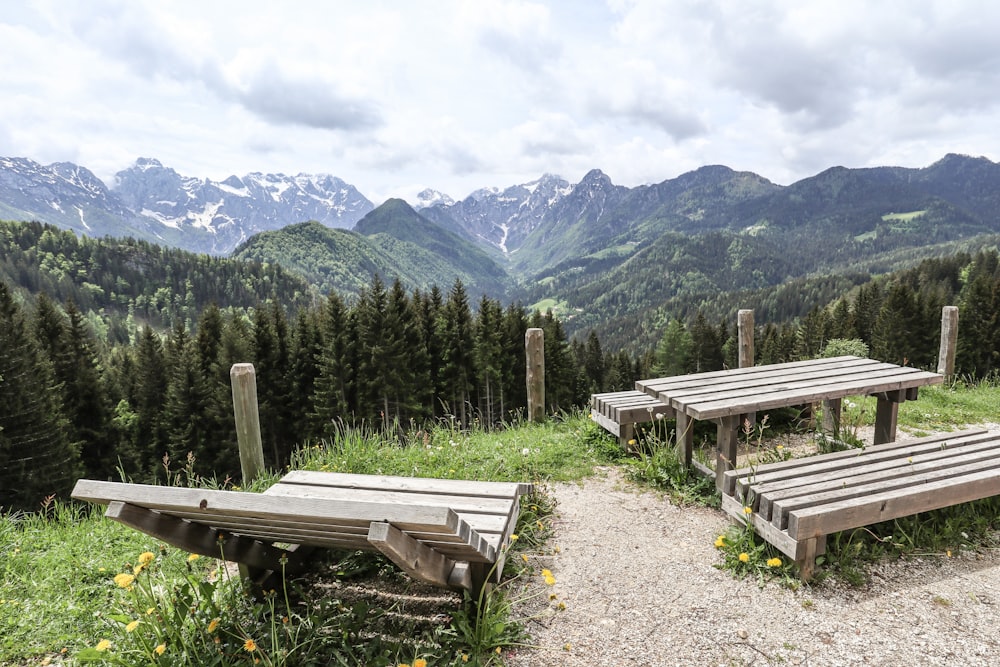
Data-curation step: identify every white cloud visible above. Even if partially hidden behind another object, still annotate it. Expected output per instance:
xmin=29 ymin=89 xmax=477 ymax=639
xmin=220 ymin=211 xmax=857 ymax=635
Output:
xmin=2 ymin=0 xmax=1000 ymax=203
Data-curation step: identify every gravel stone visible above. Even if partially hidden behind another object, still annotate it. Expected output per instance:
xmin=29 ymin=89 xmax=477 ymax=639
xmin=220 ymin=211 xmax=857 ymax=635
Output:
xmin=506 ymin=461 xmax=1000 ymax=667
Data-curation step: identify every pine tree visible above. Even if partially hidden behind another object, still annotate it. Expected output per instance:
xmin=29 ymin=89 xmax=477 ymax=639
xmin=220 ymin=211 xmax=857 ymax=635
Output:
xmin=474 ymin=296 xmax=506 ymax=425
xmin=439 ymin=280 xmax=476 ymax=426
xmin=133 ymin=325 xmax=169 ymax=476
xmin=311 ymin=293 xmax=354 ymax=437
xmin=582 ymin=330 xmax=606 ymax=394
xmin=0 ymin=281 xmax=81 ymax=510
xmin=62 ymin=301 xmax=114 ymax=477
xmin=653 ymin=319 xmax=692 ymax=377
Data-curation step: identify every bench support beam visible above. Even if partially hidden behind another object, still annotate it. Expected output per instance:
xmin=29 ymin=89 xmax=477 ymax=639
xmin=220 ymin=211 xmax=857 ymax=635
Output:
xmin=105 ymin=501 xmax=306 ymax=574
xmin=368 ymin=521 xmax=467 ymax=592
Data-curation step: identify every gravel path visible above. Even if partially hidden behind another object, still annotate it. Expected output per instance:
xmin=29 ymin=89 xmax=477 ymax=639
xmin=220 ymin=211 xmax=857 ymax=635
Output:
xmin=506 ymin=466 xmax=1000 ymax=667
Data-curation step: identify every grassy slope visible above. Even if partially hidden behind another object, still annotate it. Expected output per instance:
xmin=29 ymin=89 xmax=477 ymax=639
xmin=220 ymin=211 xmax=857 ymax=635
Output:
xmin=1 ymin=382 xmax=997 ymax=664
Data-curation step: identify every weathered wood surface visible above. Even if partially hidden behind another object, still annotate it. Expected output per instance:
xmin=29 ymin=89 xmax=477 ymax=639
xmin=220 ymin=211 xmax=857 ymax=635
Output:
xmin=72 ymin=472 xmax=533 ymax=593
xmin=637 ymin=356 xmax=942 ymax=420
xmin=590 ymin=390 xmax=673 ymax=445
xmin=720 ymin=428 xmax=1000 ymax=573
xmin=637 ymin=356 xmax=944 ymax=487
xmin=937 ymin=306 xmax=959 ymax=377
xmin=230 ymin=363 xmax=265 ymax=484
xmin=525 ymin=328 xmax=545 ymax=423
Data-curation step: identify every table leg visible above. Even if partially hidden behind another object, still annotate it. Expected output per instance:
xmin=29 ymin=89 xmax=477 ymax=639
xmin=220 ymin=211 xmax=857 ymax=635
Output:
xmin=715 ymin=415 xmax=740 ymax=490
xmin=822 ymin=397 xmax=842 ymax=438
xmin=675 ymin=412 xmax=693 ymax=468
xmin=873 ymin=390 xmax=903 ymax=445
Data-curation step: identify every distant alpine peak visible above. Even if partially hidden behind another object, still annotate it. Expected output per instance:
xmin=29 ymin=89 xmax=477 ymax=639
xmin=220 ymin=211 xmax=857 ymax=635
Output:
xmin=414 ymin=188 xmax=455 ymax=209
xmin=133 ymin=157 xmax=165 ymax=170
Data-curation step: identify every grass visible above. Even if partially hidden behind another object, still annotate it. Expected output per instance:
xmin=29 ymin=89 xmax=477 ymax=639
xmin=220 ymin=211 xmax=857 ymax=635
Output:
xmin=2 ymin=379 xmax=998 ymax=663
xmin=0 ymin=412 xmax=617 ymax=666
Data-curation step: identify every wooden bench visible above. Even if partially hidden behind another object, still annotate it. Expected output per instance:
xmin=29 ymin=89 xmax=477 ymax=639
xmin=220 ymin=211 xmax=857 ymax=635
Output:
xmin=720 ymin=428 xmax=1000 ymax=579
xmin=72 ymin=472 xmax=533 ymax=597
xmin=591 ymin=390 xmax=674 ymax=446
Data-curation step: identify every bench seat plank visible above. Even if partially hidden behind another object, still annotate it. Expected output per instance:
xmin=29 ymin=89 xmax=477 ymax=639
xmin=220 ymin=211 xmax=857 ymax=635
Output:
xmin=721 ymin=428 xmax=1000 ymax=578
xmin=70 ymin=473 xmax=535 ymax=593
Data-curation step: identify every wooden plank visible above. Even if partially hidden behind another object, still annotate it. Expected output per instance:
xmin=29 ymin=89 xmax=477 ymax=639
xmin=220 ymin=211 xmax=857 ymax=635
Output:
xmin=647 ymin=363 xmax=933 ymax=407
xmin=733 ymin=431 xmax=996 ymax=500
xmin=367 ymin=521 xmax=462 ymax=590
xmin=721 ymin=494 xmax=804 ymax=559
xmin=676 ymin=369 xmax=943 ymax=420
xmin=756 ymin=438 xmax=1000 ymax=519
xmin=591 ymin=409 xmax=622 ymax=437
xmin=271 ymin=470 xmax=531 ymax=499
xmin=637 ymin=356 xmax=869 ymax=392
xmin=71 ymin=480 xmax=463 ymax=534
xmin=787 ymin=469 xmax=1000 ymax=540
xmin=263 ymin=484 xmax=514 ymax=518
xmin=105 ymin=501 xmax=304 ymax=573
xmin=768 ymin=453 xmax=1000 ymax=529
xmin=654 ymin=361 xmax=907 ymax=405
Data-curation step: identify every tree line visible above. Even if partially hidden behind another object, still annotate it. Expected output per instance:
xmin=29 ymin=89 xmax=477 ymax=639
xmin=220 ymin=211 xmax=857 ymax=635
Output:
xmin=0 ymin=274 xmax=620 ymax=511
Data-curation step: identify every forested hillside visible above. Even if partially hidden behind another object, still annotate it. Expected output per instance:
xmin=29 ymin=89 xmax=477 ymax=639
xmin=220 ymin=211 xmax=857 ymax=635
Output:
xmin=2 ymin=216 xmax=999 ymax=514
xmin=0 ymin=220 xmax=313 ymax=340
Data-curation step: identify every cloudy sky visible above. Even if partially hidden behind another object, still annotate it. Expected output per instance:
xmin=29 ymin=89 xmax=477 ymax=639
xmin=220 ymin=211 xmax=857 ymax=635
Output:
xmin=2 ymin=0 xmax=999 ymax=204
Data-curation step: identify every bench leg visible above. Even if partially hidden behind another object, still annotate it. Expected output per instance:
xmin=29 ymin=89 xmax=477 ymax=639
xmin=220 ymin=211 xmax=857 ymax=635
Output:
xmin=620 ymin=422 xmax=635 ymax=449
xmin=874 ymin=390 xmax=903 ymax=444
xmin=797 ymin=535 xmax=826 ymax=582
xmin=822 ymin=398 xmax=842 ymax=439
xmin=675 ymin=412 xmax=693 ymax=468
xmin=715 ymin=415 xmax=740 ymax=491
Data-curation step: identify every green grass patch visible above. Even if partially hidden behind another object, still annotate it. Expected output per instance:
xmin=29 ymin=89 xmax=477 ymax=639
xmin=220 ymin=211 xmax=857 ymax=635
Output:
xmin=527 ymin=297 xmax=568 ymax=314
xmin=881 ymin=210 xmax=927 ymax=222
xmin=0 ymin=413 xmax=615 ymax=666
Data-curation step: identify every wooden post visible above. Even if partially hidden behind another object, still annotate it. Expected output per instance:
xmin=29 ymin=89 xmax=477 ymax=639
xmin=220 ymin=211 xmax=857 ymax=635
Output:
xmin=737 ymin=309 xmax=755 ymax=429
xmin=525 ymin=328 xmax=545 ymax=423
xmin=937 ymin=306 xmax=959 ymax=378
xmin=231 ymin=363 xmax=265 ymax=485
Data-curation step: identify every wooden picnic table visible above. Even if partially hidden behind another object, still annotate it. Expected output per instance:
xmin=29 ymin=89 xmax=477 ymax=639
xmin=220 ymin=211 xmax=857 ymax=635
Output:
xmin=635 ymin=356 xmax=944 ymax=488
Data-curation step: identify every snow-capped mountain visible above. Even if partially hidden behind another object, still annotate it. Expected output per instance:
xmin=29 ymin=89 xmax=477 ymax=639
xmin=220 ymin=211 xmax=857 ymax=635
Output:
xmin=114 ymin=158 xmax=374 ymax=254
xmin=0 ymin=157 xmax=374 ymax=255
xmin=419 ymin=173 xmax=575 ymax=253
xmin=0 ymin=156 xmax=167 ymax=240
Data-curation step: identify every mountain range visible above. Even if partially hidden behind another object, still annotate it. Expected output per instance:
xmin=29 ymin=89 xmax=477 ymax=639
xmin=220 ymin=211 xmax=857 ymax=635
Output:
xmin=3 ymin=152 xmax=1000 ymax=346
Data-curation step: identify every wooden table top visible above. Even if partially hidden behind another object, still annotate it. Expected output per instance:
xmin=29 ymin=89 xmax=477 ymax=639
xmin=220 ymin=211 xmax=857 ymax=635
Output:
xmin=636 ymin=356 xmax=944 ymax=421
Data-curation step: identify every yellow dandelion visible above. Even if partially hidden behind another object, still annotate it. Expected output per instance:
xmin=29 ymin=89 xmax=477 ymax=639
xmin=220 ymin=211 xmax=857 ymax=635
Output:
xmin=563 ymin=643 xmax=572 ymax=651
xmin=766 ymin=557 xmax=782 ymax=568
xmin=462 ymin=654 xmax=470 ymax=663
xmin=138 ymin=552 xmax=155 ymax=565
xmin=521 ymin=554 xmax=529 ymax=563
xmin=187 ymin=553 xmax=200 ymax=562
xmin=113 ymin=573 xmax=135 ymax=589
xmin=95 ymin=639 xmax=111 ymax=652
xmin=510 ymin=534 xmax=518 ymax=541
xmin=549 ymin=592 xmax=558 ymax=600
xmin=415 ymin=660 xmax=428 ymax=667
xmin=628 ymin=439 xmax=636 ymax=446
xmin=495 ymin=647 xmax=502 ymax=655
xmin=125 ymin=620 xmax=140 ymax=633
xmin=133 ymin=564 xmax=145 ymax=575
xmin=207 ymin=618 xmax=220 ymax=633
xmin=742 ymin=506 xmax=753 ymax=515
xmin=146 ymin=607 xmax=155 ymax=615
xmin=243 ymin=638 xmax=257 ymax=652
xmin=154 ymin=644 xmax=166 ymax=656
xmin=557 ymin=601 xmax=566 ymax=610
xmin=714 ymin=535 xmax=726 ymax=548
xmin=536 ymin=520 xmax=544 ymax=530
xmin=946 ymin=550 xmax=952 ymax=558
xmin=738 ymin=552 xmax=750 ymax=563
